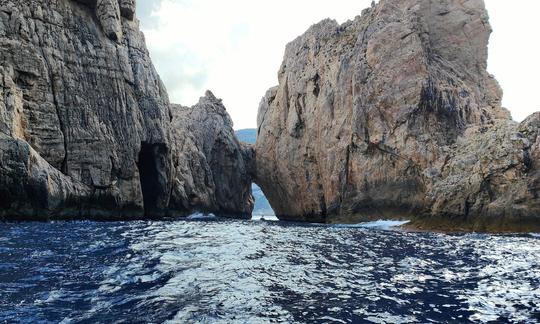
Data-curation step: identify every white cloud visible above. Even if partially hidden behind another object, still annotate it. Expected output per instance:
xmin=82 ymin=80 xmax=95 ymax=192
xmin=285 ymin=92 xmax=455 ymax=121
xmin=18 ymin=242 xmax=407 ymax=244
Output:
xmin=485 ymin=1 xmax=540 ymax=122
xmin=139 ymin=0 xmax=540 ymax=129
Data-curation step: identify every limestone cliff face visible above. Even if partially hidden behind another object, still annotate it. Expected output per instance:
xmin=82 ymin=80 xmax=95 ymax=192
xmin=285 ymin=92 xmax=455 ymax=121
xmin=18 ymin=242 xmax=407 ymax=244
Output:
xmin=255 ymin=0 xmax=540 ymax=231
xmin=0 ymin=0 xmax=252 ymax=219
xmin=169 ymin=92 xmax=254 ymax=218
xmin=423 ymin=116 xmax=540 ymax=231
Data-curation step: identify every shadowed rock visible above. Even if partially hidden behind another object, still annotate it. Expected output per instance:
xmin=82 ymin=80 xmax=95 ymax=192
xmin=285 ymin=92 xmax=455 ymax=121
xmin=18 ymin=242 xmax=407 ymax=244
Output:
xmin=169 ymin=91 xmax=254 ymax=218
xmin=0 ymin=0 xmax=252 ymax=220
xmin=119 ymin=0 xmax=136 ymax=20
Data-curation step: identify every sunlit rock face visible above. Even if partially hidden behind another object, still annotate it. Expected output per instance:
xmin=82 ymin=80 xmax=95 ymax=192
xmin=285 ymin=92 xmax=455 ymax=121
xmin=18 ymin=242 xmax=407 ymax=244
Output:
xmin=0 ymin=0 xmax=252 ymax=220
xmin=255 ymin=0 xmax=540 ymax=231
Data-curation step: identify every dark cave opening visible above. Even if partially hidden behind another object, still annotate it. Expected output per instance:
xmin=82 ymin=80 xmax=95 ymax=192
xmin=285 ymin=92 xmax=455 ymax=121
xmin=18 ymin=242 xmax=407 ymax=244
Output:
xmin=138 ymin=142 xmax=166 ymax=217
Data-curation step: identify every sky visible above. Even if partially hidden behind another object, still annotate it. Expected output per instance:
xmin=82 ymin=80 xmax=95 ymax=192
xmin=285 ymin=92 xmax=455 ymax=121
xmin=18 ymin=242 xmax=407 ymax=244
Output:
xmin=136 ymin=1 xmax=540 ymax=130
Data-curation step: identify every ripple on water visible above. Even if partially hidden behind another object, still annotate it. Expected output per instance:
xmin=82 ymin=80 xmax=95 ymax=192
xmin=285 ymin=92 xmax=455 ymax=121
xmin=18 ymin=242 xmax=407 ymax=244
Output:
xmin=0 ymin=220 xmax=539 ymax=323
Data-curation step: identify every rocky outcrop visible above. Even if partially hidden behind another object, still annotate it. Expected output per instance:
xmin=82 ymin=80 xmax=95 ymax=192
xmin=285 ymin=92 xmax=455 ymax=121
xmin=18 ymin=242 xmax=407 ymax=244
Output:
xmin=0 ymin=133 xmax=93 ymax=219
xmin=169 ymin=91 xmax=254 ymax=218
xmin=255 ymin=0 xmax=540 ymax=231
xmin=423 ymin=118 xmax=540 ymax=231
xmin=235 ymin=128 xmax=275 ymax=216
xmin=0 ymin=0 xmax=252 ymax=220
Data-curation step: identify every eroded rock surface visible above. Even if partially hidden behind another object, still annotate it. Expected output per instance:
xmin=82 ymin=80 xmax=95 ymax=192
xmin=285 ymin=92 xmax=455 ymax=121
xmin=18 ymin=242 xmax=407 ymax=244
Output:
xmin=255 ymin=0 xmax=540 ymax=231
xmin=169 ymin=92 xmax=254 ymax=218
xmin=0 ymin=0 xmax=252 ymax=219
xmin=0 ymin=134 xmax=93 ymax=219
xmin=424 ymin=118 xmax=540 ymax=231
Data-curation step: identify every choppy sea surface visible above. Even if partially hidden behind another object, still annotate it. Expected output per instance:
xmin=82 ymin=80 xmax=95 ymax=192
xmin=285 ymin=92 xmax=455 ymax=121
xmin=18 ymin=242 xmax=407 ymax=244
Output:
xmin=1 ymin=218 xmax=539 ymax=323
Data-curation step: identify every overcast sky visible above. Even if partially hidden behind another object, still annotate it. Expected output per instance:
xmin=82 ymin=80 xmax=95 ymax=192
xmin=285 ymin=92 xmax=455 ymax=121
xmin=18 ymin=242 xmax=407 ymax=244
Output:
xmin=137 ymin=1 xmax=540 ymax=130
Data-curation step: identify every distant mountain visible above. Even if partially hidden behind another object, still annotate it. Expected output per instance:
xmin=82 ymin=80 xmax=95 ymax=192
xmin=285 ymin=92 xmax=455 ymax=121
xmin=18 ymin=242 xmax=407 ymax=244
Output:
xmin=235 ymin=129 xmax=274 ymax=216
xmin=235 ymin=128 xmax=257 ymax=144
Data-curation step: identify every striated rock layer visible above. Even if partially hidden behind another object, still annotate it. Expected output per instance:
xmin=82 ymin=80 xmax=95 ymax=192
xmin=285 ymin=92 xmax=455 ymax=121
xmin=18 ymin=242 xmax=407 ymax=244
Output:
xmin=255 ymin=0 xmax=540 ymax=231
xmin=0 ymin=0 xmax=252 ymax=220
xmin=169 ymin=91 xmax=254 ymax=219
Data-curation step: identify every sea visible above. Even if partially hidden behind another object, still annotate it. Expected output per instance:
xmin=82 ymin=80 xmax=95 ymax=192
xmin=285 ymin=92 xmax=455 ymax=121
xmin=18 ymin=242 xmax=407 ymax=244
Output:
xmin=1 ymin=217 xmax=539 ymax=323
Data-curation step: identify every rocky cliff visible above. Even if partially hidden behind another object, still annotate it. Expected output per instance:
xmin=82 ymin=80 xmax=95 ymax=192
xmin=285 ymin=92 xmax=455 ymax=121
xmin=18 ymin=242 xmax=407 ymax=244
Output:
xmin=255 ymin=0 xmax=540 ymax=231
xmin=0 ymin=0 xmax=252 ymax=220
xmin=169 ymin=92 xmax=254 ymax=218
xmin=235 ymin=128 xmax=275 ymax=216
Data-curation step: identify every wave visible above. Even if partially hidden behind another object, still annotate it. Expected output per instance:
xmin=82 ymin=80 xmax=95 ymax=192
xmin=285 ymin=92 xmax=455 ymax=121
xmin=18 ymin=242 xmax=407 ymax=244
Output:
xmin=333 ymin=220 xmax=410 ymax=230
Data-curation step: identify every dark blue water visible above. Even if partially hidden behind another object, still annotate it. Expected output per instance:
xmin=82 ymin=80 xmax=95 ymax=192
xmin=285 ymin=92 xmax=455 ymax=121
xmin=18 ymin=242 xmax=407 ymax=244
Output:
xmin=1 ymin=219 xmax=539 ymax=323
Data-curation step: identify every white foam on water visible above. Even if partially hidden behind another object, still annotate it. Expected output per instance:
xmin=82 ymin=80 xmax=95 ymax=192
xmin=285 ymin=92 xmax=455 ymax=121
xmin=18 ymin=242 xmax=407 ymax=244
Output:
xmin=186 ymin=213 xmax=217 ymax=220
xmin=334 ymin=220 xmax=410 ymax=230
xmin=358 ymin=220 xmax=411 ymax=230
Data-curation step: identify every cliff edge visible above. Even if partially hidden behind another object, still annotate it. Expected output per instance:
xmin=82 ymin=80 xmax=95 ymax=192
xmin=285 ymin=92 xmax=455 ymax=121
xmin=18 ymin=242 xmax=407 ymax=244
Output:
xmin=0 ymin=0 xmax=253 ymax=219
xmin=255 ymin=0 xmax=540 ymax=231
